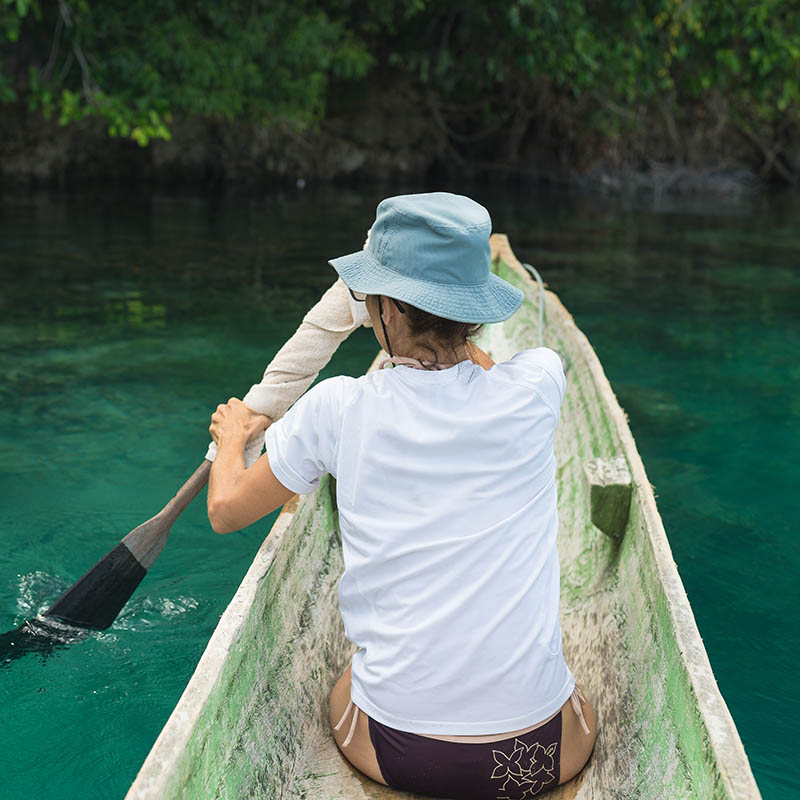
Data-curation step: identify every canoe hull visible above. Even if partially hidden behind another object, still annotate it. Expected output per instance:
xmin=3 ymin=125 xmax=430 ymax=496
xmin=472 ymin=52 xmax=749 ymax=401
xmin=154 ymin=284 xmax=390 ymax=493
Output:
xmin=127 ymin=236 xmax=759 ymax=799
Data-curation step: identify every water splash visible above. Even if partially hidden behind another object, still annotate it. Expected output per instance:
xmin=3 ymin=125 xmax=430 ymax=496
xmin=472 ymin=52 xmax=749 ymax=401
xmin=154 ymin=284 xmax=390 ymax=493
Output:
xmin=14 ymin=570 xmax=70 ymax=621
xmin=2 ymin=571 xmax=202 ymax=666
xmin=113 ymin=593 xmax=201 ymax=630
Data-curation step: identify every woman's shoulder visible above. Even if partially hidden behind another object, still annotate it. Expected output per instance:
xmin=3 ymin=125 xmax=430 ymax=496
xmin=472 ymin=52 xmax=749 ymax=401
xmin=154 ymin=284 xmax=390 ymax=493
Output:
xmin=493 ymin=347 xmax=567 ymax=413
xmin=306 ymin=374 xmax=361 ymax=405
xmin=504 ymin=347 xmax=565 ymax=379
xmin=311 ymin=368 xmax=403 ymax=406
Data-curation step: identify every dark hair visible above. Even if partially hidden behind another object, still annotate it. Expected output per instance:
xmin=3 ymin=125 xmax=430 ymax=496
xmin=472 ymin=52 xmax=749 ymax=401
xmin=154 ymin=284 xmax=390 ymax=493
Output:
xmin=403 ymin=302 xmax=483 ymax=362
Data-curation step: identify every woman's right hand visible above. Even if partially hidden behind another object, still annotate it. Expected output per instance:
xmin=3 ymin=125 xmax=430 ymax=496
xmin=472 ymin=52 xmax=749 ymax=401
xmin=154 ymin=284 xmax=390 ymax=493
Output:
xmin=209 ymin=397 xmax=272 ymax=446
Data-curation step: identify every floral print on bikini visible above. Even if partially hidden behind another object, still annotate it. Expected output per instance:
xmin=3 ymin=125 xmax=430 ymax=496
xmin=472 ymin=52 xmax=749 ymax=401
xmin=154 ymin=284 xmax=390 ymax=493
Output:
xmin=490 ymin=736 xmax=558 ymax=799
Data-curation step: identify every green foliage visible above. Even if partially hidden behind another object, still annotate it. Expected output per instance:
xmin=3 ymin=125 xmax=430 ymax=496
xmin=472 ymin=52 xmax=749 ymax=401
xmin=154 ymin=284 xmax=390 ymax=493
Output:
xmin=365 ymin=0 xmax=800 ymax=137
xmin=1 ymin=0 xmax=798 ymax=175
xmin=1 ymin=0 xmax=373 ymax=144
xmin=1 ymin=0 xmax=38 ymax=43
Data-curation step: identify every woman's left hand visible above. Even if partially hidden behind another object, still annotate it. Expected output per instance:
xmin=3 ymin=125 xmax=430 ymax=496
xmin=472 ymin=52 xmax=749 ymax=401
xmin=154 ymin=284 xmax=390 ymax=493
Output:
xmin=209 ymin=398 xmax=272 ymax=446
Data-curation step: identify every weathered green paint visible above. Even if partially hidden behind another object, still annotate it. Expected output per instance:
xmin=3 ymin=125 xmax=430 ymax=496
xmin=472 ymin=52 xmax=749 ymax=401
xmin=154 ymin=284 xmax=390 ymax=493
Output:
xmin=127 ymin=236 xmax=760 ymax=800
xmin=128 ymin=478 xmax=354 ymax=799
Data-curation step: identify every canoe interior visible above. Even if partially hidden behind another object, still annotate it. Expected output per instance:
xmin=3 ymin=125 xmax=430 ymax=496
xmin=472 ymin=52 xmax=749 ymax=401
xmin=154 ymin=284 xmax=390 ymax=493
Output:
xmin=127 ymin=236 xmax=759 ymax=800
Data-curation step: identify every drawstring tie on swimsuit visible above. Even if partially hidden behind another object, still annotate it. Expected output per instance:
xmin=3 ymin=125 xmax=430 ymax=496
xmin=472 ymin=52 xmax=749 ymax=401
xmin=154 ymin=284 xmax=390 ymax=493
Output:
xmin=334 ymin=699 xmax=359 ymax=748
xmin=379 ymin=356 xmax=456 ymax=370
xmin=570 ymin=685 xmax=591 ymax=735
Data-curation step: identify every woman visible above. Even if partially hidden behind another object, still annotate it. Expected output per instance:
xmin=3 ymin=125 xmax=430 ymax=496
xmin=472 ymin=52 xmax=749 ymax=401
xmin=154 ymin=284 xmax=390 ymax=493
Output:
xmin=208 ymin=192 xmax=597 ymax=799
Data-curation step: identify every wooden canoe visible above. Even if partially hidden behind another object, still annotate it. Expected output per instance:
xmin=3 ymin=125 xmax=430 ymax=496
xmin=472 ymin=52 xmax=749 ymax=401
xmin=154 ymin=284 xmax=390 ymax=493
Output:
xmin=127 ymin=235 xmax=760 ymax=800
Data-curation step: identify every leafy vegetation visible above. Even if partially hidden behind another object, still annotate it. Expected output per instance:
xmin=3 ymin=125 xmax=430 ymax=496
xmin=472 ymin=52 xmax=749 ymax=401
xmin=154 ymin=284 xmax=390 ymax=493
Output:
xmin=1 ymin=0 xmax=372 ymax=144
xmin=2 ymin=0 xmax=798 ymax=179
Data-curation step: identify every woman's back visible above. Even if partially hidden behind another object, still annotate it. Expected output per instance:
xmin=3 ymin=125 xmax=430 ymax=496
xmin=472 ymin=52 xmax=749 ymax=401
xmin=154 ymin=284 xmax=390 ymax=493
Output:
xmin=266 ymin=347 xmax=574 ymax=735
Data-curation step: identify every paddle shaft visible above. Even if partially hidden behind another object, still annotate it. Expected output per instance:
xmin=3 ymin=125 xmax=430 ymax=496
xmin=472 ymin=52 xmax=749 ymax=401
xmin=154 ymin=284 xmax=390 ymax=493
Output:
xmin=161 ymin=460 xmax=211 ymax=523
xmin=129 ymin=460 xmax=212 ymax=553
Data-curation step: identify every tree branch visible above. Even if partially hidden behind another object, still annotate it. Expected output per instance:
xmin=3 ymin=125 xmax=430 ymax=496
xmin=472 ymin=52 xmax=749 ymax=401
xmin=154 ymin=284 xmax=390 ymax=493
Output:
xmin=425 ymin=90 xmax=511 ymax=144
xmin=738 ymin=122 xmax=797 ymax=184
xmin=56 ymin=0 xmax=102 ymax=101
xmin=41 ymin=12 xmax=64 ymax=80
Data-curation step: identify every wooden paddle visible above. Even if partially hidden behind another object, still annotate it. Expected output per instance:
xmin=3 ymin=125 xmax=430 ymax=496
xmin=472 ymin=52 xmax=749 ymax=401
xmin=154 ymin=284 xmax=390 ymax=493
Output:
xmin=44 ymin=460 xmax=212 ymax=630
xmin=0 ymin=461 xmax=211 ymax=664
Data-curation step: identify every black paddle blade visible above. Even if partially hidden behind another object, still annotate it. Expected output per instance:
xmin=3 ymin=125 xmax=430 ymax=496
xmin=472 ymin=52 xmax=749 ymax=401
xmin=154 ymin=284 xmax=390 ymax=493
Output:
xmin=0 ymin=616 xmax=87 ymax=668
xmin=44 ymin=541 xmax=147 ymax=630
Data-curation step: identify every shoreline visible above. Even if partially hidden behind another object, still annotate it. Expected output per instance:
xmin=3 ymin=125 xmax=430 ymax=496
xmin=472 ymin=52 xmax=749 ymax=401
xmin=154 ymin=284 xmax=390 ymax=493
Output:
xmin=0 ymin=103 xmax=779 ymax=196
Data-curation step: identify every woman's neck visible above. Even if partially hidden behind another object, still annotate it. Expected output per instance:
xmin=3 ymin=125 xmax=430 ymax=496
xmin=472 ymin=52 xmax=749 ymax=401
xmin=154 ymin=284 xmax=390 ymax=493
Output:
xmin=399 ymin=341 xmax=468 ymax=367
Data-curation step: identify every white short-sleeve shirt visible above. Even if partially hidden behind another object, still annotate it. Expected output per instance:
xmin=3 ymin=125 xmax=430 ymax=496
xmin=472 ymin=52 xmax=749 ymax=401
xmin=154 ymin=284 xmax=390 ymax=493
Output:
xmin=265 ymin=348 xmax=574 ymax=735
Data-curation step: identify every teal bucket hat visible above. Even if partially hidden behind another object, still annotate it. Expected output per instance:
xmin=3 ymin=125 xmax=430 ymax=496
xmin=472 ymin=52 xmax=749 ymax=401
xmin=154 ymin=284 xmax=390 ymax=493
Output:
xmin=329 ymin=192 xmax=524 ymax=324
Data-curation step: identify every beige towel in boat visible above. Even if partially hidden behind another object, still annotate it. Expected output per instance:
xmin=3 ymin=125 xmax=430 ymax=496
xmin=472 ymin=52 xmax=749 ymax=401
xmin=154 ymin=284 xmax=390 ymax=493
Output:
xmin=205 ymin=277 xmax=371 ymax=466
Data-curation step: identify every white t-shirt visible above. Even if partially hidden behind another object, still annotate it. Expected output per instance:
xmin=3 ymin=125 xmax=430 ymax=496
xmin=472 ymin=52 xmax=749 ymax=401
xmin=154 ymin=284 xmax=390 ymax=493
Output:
xmin=265 ymin=348 xmax=574 ymax=735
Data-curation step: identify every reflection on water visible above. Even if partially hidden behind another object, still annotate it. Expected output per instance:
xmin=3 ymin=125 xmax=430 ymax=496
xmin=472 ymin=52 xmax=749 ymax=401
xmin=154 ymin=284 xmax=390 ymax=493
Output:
xmin=1 ymin=185 xmax=798 ymax=799
xmin=0 ymin=616 xmax=88 ymax=669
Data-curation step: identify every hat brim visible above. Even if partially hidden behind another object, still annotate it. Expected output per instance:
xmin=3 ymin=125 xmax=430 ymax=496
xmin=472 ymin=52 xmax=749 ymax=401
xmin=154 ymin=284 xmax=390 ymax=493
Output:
xmin=329 ymin=249 xmax=524 ymax=324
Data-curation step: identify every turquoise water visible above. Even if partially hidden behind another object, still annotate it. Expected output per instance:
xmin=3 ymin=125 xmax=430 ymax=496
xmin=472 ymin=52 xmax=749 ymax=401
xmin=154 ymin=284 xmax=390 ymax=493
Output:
xmin=1 ymin=187 xmax=797 ymax=798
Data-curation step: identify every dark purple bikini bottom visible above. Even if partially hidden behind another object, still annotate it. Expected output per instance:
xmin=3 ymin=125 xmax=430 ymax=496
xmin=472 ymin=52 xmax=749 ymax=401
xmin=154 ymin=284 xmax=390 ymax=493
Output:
xmin=368 ymin=711 xmax=562 ymax=800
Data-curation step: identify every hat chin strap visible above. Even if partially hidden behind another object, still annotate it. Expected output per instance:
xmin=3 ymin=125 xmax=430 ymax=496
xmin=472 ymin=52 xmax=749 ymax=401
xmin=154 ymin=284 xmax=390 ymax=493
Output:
xmin=378 ymin=296 xmax=394 ymax=358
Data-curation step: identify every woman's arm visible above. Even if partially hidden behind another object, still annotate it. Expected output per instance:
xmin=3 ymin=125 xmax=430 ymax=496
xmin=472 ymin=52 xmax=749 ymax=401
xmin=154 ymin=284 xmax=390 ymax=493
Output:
xmin=205 ymin=278 xmax=368 ymax=467
xmin=207 ymin=398 xmax=295 ymax=534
